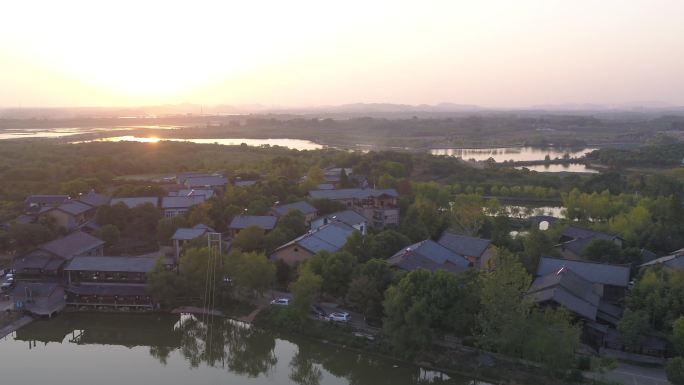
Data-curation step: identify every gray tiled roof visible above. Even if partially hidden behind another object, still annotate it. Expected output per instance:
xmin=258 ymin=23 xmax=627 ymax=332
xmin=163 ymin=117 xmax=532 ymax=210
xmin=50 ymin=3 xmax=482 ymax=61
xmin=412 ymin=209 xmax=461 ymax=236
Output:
xmin=561 ymin=226 xmax=618 ymax=241
xmin=176 ymin=172 xmax=220 ymax=184
xmin=184 ymin=175 xmax=228 ymax=188
xmin=161 ymin=195 xmax=205 ymax=209
xmin=175 ymin=189 xmax=214 ymax=199
xmin=640 ymin=248 xmax=659 ymax=264
xmin=14 ymin=253 xmax=64 ymax=271
xmin=559 ymin=237 xmax=599 ymax=256
xmin=558 ymin=226 xmax=620 ymax=256
xmin=309 ymin=188 xmax=398 ymax=200
xmin=324 ymin=210 xmax=367 ymax=226
xmin=111 ymin=197 xmax=159 ymax=208
xmin=438 ymin=231 xmax=491 ymax=258
xmin=234 ymin=180 xmax=257 ymax=187
xmin=65 ymin=256 xmax=159 ymax=273
xmin=25 ymin=195 xmax=69 ymax=205
xmin=229 ymin=215 xmax=277 ymax=230
xmin=272 ymin=201 xmax=317 ymax=216
xmin=13 ymin=282 xmax=60 ymax=299
xmin=537 ymin=257 xmax=630 ymax=287
xmin=55 ymin=201 xmax=93 ymax=216
xmin=171 ymin=227 xmax=208 ymax=241
xmin=387 ymin=240 xmax=470 ymax=274
xmin=640 ymin=252 xmax=684 ymax=272
xmin=78 ymin=191 xmax=110 ymax=207
xmin=39 ymin=231 xmax=105 ymax=259
xmin=275 ymin=222 xmax=355 ymax=255
xmin=528 ymin=268 xmax=600 ymax=320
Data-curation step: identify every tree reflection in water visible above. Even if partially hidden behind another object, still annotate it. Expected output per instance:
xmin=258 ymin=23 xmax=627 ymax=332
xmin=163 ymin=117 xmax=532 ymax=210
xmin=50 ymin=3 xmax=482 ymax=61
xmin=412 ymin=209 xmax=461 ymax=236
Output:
xmin=172 ymin=315 xmax=278 ymax=377
xmin=289 ymin=349 xmax=323 ymax=385
xmin=14 ymin=313 xmax=469 ymax=385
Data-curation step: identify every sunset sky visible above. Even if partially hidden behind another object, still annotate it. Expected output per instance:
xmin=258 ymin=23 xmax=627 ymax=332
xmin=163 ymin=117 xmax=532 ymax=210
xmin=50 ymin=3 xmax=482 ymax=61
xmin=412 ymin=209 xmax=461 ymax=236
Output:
xmin=1 ymin=0 xmax=683 ymax=108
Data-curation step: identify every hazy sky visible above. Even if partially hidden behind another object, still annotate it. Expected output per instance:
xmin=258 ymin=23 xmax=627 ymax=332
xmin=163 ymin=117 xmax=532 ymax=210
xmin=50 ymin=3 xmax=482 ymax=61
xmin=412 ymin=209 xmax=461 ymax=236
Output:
xmin=1 ymin=0 xmax=683 ymax=108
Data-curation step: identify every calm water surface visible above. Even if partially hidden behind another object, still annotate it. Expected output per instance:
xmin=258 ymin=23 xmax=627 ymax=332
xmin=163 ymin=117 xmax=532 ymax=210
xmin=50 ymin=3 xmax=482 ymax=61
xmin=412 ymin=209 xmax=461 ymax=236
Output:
xmin=515 ymin=164 xmax=599 ymax=174
xmin=0 ymin=313 xmax=478 ymax=385
xmin=430 ymin=147 xmax=596 ymax=162
xmin=0 ymin=126 xmax=182 ymax=140
xmin=85 ymin=136 xmax=324 ymax=151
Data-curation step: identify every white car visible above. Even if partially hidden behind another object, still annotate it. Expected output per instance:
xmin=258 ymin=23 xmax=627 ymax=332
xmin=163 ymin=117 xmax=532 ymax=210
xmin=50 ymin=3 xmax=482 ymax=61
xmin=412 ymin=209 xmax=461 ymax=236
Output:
xmin=1 ymin=282 xmax=12 ymax=290
xmin=5 ymin=273 xmax=14 ymax=280
xmin=327 ymin=312 xmax=351 ymax=322
xmin=270 ymin=298 xmax=289 ymax=306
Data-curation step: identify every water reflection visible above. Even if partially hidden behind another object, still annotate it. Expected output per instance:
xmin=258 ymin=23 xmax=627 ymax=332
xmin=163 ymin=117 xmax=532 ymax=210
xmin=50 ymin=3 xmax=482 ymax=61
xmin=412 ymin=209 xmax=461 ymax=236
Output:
xmin=82 ymin=136 xmax=324 ymax=150
xmin=4 ymin=313 xmax=471 ymax=385
xmin=0 ymin=126 xmax=180 ymax=140
xmin=430 ymin=146 xmax=596 ymax=162
xmin=515 ymin=163 xmax=598 ymax=173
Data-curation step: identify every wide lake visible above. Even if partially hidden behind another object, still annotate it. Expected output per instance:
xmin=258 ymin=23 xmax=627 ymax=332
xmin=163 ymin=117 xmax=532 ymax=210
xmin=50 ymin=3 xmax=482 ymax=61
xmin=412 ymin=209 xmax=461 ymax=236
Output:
xmin=430 ymin=146 xmax=597 ymax=163
xmin=0 ymin=313 xmax=481 ymax=385
xmin=0 ymin=125 xmax=181 ymax=140
xmin=85 ymin=136 xmax=324 ymax=151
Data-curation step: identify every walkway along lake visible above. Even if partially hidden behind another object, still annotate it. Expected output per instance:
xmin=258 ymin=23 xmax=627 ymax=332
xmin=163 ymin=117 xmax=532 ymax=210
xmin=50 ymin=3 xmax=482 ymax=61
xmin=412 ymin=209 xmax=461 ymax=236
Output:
xmin=0 ymin=313 xmax=483 ymax=385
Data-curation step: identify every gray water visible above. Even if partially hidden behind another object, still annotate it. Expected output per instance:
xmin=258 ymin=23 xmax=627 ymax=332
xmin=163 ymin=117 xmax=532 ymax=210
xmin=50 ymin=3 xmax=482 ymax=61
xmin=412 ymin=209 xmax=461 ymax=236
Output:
xmin=0 ymin=313 xmax=479 ymax=385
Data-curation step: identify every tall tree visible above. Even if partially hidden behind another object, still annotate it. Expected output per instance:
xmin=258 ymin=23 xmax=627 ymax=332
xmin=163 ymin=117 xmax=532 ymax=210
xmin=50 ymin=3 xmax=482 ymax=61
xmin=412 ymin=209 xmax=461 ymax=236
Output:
xmin=232 ymin=225 xmax=265 ymax=252
xmin=345 ymin=259 xmax=395 ymax=319
xmin=476 ymin=250 xmax=532 ymax=356
xmin=383 ymin=269 xmax=433 ymax=357
xmin=449 ymin=194 xmax=486 ymax=237
xmin=289 ymin=266 xmax=323 ymax=320
xmin=227 ymin=251 xmax=276 ymax=298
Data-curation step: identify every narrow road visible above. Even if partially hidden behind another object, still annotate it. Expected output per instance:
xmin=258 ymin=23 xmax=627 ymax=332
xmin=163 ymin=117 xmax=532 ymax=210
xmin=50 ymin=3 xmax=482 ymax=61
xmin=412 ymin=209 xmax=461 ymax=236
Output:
xmin=585 ymin=362 xmax=671 ymax=385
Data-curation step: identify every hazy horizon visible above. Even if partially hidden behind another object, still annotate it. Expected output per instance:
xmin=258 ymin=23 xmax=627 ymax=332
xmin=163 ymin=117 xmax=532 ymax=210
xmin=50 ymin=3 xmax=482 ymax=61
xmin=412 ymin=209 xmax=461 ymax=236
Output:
xmin=1 ymin=0 xmax=683 ymax=108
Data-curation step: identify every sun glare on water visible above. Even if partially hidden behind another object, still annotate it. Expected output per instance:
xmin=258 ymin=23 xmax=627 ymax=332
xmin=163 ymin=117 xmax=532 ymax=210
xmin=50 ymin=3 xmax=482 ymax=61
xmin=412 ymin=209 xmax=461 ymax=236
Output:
xmin=99 ymin=136 xmax=161 ymax=143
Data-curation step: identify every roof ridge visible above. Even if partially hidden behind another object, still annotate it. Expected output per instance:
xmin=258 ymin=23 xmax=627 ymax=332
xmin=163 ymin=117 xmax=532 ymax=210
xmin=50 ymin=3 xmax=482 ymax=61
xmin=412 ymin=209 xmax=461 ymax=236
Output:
xmin=540 ymin=256 xmax=631 ymax=268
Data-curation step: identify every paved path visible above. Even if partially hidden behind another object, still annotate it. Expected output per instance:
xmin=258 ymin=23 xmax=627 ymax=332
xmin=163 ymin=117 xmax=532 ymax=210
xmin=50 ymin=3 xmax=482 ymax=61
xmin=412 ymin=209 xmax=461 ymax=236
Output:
xmin=586 ymin=362 xmax=671 ymax=385
xmin=238 ymin=305 xmax=266 ymax=323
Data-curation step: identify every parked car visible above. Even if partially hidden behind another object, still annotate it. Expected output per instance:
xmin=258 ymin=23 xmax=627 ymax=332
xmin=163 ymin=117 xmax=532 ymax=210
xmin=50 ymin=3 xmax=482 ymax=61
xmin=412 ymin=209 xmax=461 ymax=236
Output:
xmin=270 ymin=298 xmax=289 ymax=306
xmin=327 ymin=312 xmax=351 ymax=322
xmin=310 ymin=305 xmax=327 ymax=317
xmin=5 ymin=273 xmax=14 ymax=280
xmin=0 ymin=282 xmax=13 ymax=291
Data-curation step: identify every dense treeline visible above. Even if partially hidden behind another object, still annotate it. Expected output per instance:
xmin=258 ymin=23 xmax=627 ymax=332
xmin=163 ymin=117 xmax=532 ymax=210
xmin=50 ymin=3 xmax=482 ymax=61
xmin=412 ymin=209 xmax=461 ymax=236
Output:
xmin=589 ymin=142 xmax=684 ymax=167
